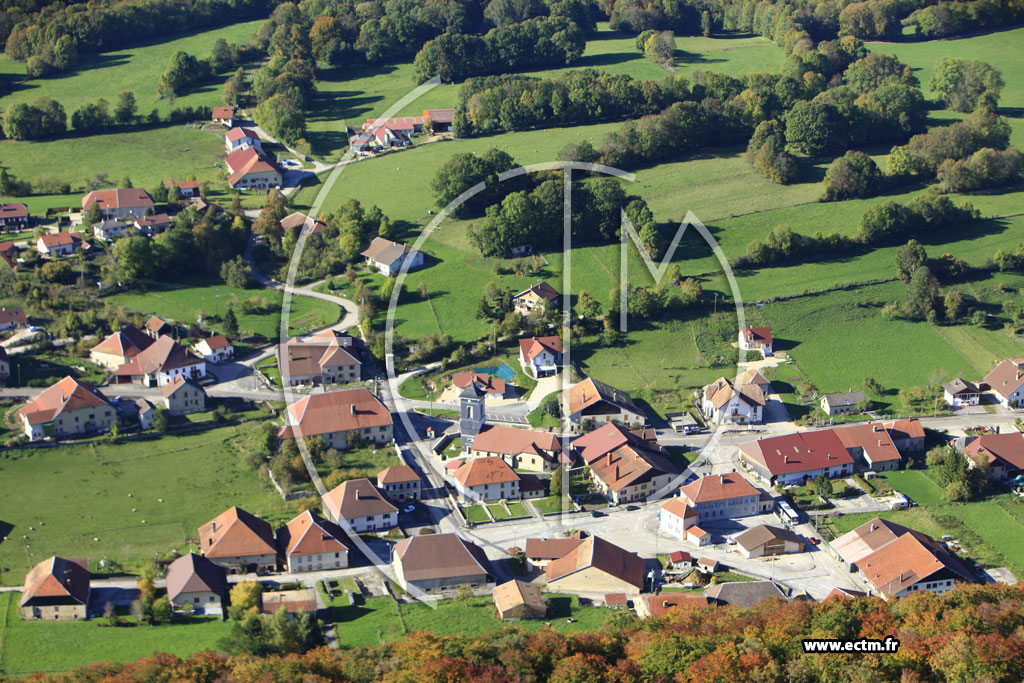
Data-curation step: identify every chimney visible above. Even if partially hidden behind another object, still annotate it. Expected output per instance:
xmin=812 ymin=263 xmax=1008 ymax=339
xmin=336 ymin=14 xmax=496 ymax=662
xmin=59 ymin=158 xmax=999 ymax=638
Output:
xmin=870 ymin=523 xmax=877 ymax=532
xmin=350 ymin=405 xmax=356 ymax=415
xmin=211 ymin=521 xmax=217 ymax=532
xmin=784 ymin=455 xmax=788 ymax=463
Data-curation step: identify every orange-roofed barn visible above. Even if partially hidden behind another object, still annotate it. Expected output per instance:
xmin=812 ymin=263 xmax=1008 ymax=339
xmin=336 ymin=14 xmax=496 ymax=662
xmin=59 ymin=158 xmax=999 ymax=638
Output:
xmin=198 ymin=506 xmax=277 ymax=571
xmin=18 ymin=376 xmax=115 ymax=440
xmin=20 ymin=556 xmax=90 ymax=621
xmin=277 ymin=510 xmax=350 ymax=572
xmin=277 ymin=388 xmax=392 ymax=450
xmin=545 ymin=535 xmax=645 ymax=595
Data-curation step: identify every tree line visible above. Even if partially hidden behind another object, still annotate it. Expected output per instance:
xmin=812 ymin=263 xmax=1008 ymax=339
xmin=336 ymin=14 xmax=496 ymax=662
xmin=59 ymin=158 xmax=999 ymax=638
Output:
xmin=11 ymin=582 xmax=1024 ymax=682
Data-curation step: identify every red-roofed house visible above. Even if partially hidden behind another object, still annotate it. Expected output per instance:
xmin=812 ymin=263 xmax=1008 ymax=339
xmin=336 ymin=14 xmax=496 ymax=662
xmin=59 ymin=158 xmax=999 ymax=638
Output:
xmin=701 ymin=377 xmax=765 ymax=425
xmin=0 ymin=202 xmax=29 ymax=228
xmin=634 ymin=592 xmax=709 ymax=618
xmin=226 ymin=146 xmax=281 ymax=190
xmin=545 ymin=535 xmax=645 ymax=594
xmin=835 ymin=423 xmax=902 ymax=471
xmin=453 ymin=457 xmax=520 ymax=503
xmin=322 ymin=478 xmax=397 ymax=532
xmin=166 ymin=553 xmax=227 ymax=610
xmin=0 ymin=306 xmax=27 ymax=331
xmin=20 ymin=556 xmax=90 ymax=620
xmin=224 ymin=127 xmax=261 ymax=152
xmin=198 ymin=506 xmax=277 ymax=571
xmin=679 ymin=473 xmax=761 ymax=522
xmin=174 ymin=180 xmax=200 ymax=198
xmin=518 ymin=335 xmax=563 ymax=378
xmin=195 ymin=334 xmax=233 ymax=363
xmin=854 ymin=530 xmax=973 ymax=600
xmin=277 ymin=510 xmax=350 ymax=572
xmin=361 ymin=116 xmax=424 ymax=135
xmin=377 ymin=465 xmax=421 ymax=502
xmin=466 ymin=424 xmax=565 ymax=472
xmin=36 ymin=232 xmax=81 ymax=257
xmin=89 ymin=325 xmax=153 ymax=370
xmin=212 ymin=106 xmax=236 ymax=127
xmin=451 ymin=372 xmax=508 ymax=398
xmin=113 ymin=334 xmax=206 ymax=387
xmin=883 ymin=418 xmax=926 ymax=454
xmin=423 ymin=109 xmax=455 ymax=133
xmin=18 ymin=376 xmax=115 ymax=440
xmin=572 ymin=423 xmax=680 ymax=504
xmin=738 ymin=430 xmax=854 ymax=485
xmin=565 ymin=377 xmax=646 ymax=429
xmin=738 ymin=327 xmax=773 ymax=355
xmin=160 ymin=375 xmax=206 ymax=415
xmin=277 ymin=388 xmax=392 ymax=449
xmin=81 ymin=188 xmax=155 ymax=220
xmin=984 ymin=359 xmax=1024 ymax=408
xmin=278 ymin=330 xmax=361 ymax=386
xmin=524 ymin=532 xmax=587 ymax=570
xmin=659 ymin=497 xmax=697 ymax=539
xmin=964 ymin=432 xmax=1024 ymax=481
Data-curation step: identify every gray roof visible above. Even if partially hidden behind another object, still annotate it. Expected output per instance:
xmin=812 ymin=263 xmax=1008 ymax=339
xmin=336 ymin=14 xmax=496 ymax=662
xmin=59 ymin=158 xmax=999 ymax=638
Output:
xmin=943 ymin=378 xmax=979 ymax=395
xmin=822 ymin=391 xmax=867 ymax=407
xmin=704 ymin=580 xmax=788 ymax=608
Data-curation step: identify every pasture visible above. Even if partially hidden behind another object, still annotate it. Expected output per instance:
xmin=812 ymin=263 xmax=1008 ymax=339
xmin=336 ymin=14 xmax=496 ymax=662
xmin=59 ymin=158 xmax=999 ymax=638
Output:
xmin=0 ymin=421 xmax=289 ymax=584
xmin=103 ymin=276 xmax=339 ymax=341
xmin=0 ymin=593 xmax=231 ymax=675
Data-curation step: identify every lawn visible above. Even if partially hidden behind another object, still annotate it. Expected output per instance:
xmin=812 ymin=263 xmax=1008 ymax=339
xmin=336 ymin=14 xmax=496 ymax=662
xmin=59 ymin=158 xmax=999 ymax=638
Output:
xmin=488 ymin=504 xmax=513 ymax=520
xmin=0 ymin=21 xmax=264 ymax=121
xmin=102 ymin=276 xmax=339 ymax=342
xmin=532 ymin=496 xmax=571 ymax=515
xmin=879 ymin=469 xmax=946 ymax=507
xmin=332 ymin=594 xmax=610 ymax=649
xmin=506 ymin=502 xmax=530 ymax=517
xmin=306 ymin=442 xmax=403 ymax=491
xmin=0 ymin=421 xmax=288 ymax=584
xmin=460 ymin=506 xmax=490 ymax=523
xmin=8 ymin=352 xmax=108 ymax=389
xmin=0 ymin=592 xmax=231 ymax=675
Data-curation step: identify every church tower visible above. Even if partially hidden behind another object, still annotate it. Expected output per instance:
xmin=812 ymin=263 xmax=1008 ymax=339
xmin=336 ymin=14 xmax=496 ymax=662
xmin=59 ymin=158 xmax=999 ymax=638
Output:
xmin=459 ymin=382 xmax=486 ymax=452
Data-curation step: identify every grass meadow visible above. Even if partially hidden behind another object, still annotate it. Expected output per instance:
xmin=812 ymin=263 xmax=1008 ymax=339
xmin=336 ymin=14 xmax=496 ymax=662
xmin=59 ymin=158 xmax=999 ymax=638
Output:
xmin=0 ymin=421 xmax=289 ymax=584
xmin=103 ymin=275 xmax=340 ymax=340
xmin=0 ymin=592 xmax=231 ymax=675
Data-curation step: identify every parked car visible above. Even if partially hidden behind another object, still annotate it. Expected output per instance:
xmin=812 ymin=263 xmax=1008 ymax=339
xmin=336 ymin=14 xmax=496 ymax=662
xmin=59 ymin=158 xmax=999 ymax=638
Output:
xmin=683 ymin=425 xmax=702 ymax=435
xmin=590 ymin=510 xmax=606 ymax=518
xmin=624 ymin=505 xmax=639 ymax=511
xmin=807 ymin=537 xmax=820 ymax=545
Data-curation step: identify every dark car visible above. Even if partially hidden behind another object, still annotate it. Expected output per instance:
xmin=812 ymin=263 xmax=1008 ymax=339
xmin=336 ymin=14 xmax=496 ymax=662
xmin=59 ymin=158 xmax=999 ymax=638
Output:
xmin=590 ymin=510 xmax=606 ymax=518
xmin=807 ymin=537 xmax=820 ymax=545
xmin=624 ymin=505 xmax=639 ymax=511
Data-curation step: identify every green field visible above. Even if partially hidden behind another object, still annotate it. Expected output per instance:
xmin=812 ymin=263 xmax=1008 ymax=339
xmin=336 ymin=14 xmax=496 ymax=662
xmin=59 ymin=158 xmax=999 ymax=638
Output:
xmin=879 ymin=469 xmax=947 ymax=508
xmin=332 ymin=594 xmax=609 ymax=649
xmin=103 ymin=276 xmax=340 ymax=341
xmin=0 ymin=421 xmax=288 ymax=584
xmin=0 ymin=21 xmax=263 ymax=120
xmin=0 ymin=592 xmax=230 ymax=675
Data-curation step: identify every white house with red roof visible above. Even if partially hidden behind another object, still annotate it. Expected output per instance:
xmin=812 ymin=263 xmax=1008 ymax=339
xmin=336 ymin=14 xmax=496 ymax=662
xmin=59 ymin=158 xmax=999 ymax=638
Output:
xmin=195 ymin=334 xmax=233 ymax=363
xmin=964 ymin=432 xmax=1024 ymax=481
xmin=984 ymin=359 xmax=1024 ymax=409
xmin=701 ymin=377 xmax=765 ymax=425
xmin=738 ymin=326 xmax=773 ymax=355
xmin=81 ymin=188 xmax=154 ymax=220
xmin=20 ymin=556 xmax=90 ymax=620
xmin=226 ymin=146 xmax=281 ymax=190
xmin=113 ymin=334 xmax=206 ymax=387
xmin=36 ymin=232 xmax=81 ymax=257
xmin=572 ymin=423 xmax=680 ymax=504
xmin=518 ymin=335 xmax=563 ymax=378
xmin=659 ymin=497 xmax=697 ymax=540
xmin=834 ymin=423 xmax=901 ymax=472
xmin=18 ymin=376 xmax=115 ymax=440
xmin=678 ymin=473 xmax=761 ymax=522
xmin=277 ymin=388 xmax=392 ymax=449
xmin=224 ymin=126 xmax=261 ymax=152
xmin=322 ymin=478 xmax=397 ymax=532
xmin=452 ymin=457 xmax=521 ymax=503
xmin=0 ymin=202 xmax=29 ymax=228
xmin=738 ymin=430 xmax=854 ymax=485
xmin=212 ymin=106 xmax=236 ymax=127
xmin=0 ymin=306 xmax=27 ymax=331
xmin=276 ymin=510 xmax=350 ymax=572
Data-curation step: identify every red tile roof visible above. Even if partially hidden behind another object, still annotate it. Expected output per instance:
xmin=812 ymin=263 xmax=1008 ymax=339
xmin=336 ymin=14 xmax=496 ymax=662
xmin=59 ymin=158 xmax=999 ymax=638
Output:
xmin=524 ymin=532 xmax=587 ymax=561
xmin=81 ymin=188 xmax=154 ymax=211
xmin=518 ymin=335 xmax=563 ymax=362
xmin=91 ymin=325 xmax=153 ymax=358
xmin=18 ymin=376 xmax=110 ymax=425
xmin=454 ymin=457 xmax=520 ymax=487
xmin=378 ymin=465 xmax=419 ymax=485
xmin=362 ymin=116 xmax=425 ymax=130
xmin=470 ymin=424 xmax=561 ymax=461
xmin=681 ymin=473 xmax=758 ymax=504
xmin=225 ymin=127 xmax=259 ymax=142
xmin=855 ymin=531 xmax=973 ymax=598
xmin=452 ymin=372 xmax=506 ymax=396
xmin=637 ymin=592 xmax=709 ymax=617
xmin=834 ymin=423 xmax=901 ymax=464
xmin=567 ymin=377 xmax=643 ymax=417
xmin=0 ymin=306 xmax=26 ymax=327
xmin=0 ymin=202 xmax=28 ymax=220
xmin=38 ymin=232 xmax=79 ymax=249
xmin=741 ymin=327 xmax=772 ymax=344
xmin=572 ymin=423 xmax=680 ymax=492
xmin=202 ymin=334 xmax=231 ymax=350
xmin=703 ymin=377 xmax=765 ymax=409
xmin=739 ymin=430 xmax=854 ymax=477
xmin=514 ymin=281 xmax=559 ymax=302
xmin=226 ymin=146 xmax=279 ymax=186
xmin=882 ymin=418 xmax=925 ymax=442
xmin=423 ymin=109 xmax=455 ymax=123
xmin=20 ymin=556 xmax=89 ymax=607
xmin=659 ymin=498 xmax=696 ymax=522
xmin=546 ymin=535 xmax=644 ymax=590
xmin=198 ymin=507 xmax=276 ymax=559
xmin=212 ymin=106 xmax=235 ymax=120
xmin=323 ymin=478 xmax=397 ymax=520
xmin=159 ymin=374 xmax=205 ymax=399
xmin=984 ymin=360 xmax=1024 ymax=400
xmin=116 ymin=335 xmax=204 ymax=377
xmin=965 ymin=432 xmax=1024 ymax=471
xmin=261 ymin=589 xmax=317 ymax=614
xmin=277 ymin=388 xmax=391 ymax=440
xmin=277 ymin=510 xmax=350 ymax=558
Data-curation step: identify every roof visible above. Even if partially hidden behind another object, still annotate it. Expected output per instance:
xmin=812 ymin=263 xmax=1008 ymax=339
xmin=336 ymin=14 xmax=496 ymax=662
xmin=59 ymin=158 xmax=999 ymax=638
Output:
xmin=524 ymin=532 xmax=587 ymax=561
xmin=39 ymin=232 xmax=79 ymax=248
xmin=277 ymin=510 xmax=350 ymax=558
xmin=702 ymin=377 xmax=766 ymax=410
xmin=280 ymin=211 xmax=326 ymax=235
xmin=831 ymin=518 xmax=916 ymax=567
xmin=567 ymin=377 xmax=643 ymax=417
xmin=452 ymin=372 xmax=506 ymax=396
xmin=116 ymin=335 xmax=204 ymax=377
xmin=545 ymin=535 xmax=644 ymax=590
xmin=688 ymin=526 xmax=709 ymax=539
xmin=514 ymin=281 xmax=559 ymax=302
xmin=20 ymin=556 xmax=90 ymax=607
xmin=734 ymin=524 xmax=803 ymax=552
xmin=604 ymin=592 xmax=629 ymax=606
xmin=373 ymin=126 xmax=407 ymax=144
xmin=363 ymin=115 xmax=425 ymax=130
xmin=323 ymin=478 xmax=397 ymax=521
xmin=378 ymin=465 xmax=419 ymax=485
xmin=572 ymin=423 xmax=680 ymax=493
xmin=965 ymin=432 xmax=1024 ymax=471
xmin=659 ymin=497 xmax=697 ymax=521
xmin=201 ymin=334 xmax=231 ymax=350
xmin=0 ymin=241 xmax=17 ymax=267
xmin=166 ymin=553 xmax=227 ymax=601
xmin=277 ymin=389 xmax=391 ymax=441
xmin=0 ymin=306 xmax=27 ymax=327
xmin=943 ymin=378 xmax=980 ymax=395
xmin=697 ymin=555 xmax=717 ymax=567
xmin=261 ymin=589 xmax=317 ymax=615
xmin=826 ymin=587 xmax=869 ymax=600
xmin=705 ymin=581 xmax=788 ymax=608
xmin=668 ymin=550 xmax=692 ymax=563
xmin=984 ymin=360 xmax=1024 ymax=400
xmin=393 ymin=533 xmax=494 ymax=582
xmin=175 ymin=181 xmax=200 ymax=191
xmin=741 ymin=326 xmax=772 ymax=344
xmin=637 ymin=593 xmax=709 ymax=617
xmin=738 ymin=369 xmax=772 ymax=387
xmin=198 ymin=506 xmax=276 ymax=559
xmin=225 ymin=126 xmax=259 ymax=142
xmin=518 ymin=336 xmax=563 ymax=363
xmin=360 ymin=236 xmax=415 ymax=266
xmin=470 ymin=425 xmax=561 ymax=461
xmin=454 ymin=457 xmax=520 ymax=488
xmin=279 ymin=336 xmax=360 ymax=380
xmin=226 ymin=146 xmax=279 ymax=185
xmin=855 ymin=531 xmax=973 ymax=597
xmin=145 ymin=316 xmax=169 ymax=333
xmin=212 ymin=106 xmax=235 ymax=119
xmin=681 ymin=473 xmax=759 ymax=504
xmin=134 ymin=213 xmax=173 ymax=229
xmin=81 ymin=188 xmax=154 ymax=211
xmin=821 ymin=391 xmax=868 ymax=408
xmin=738 ymin=430 xmax=854 ymax=477
xmin=135 ymin=397 xmax=155 ymax=414
xmin=423 ymin=108 xmax=455 ymax=123
xmin=0 ymin=202 xmax=28 ymax=219
xmin=18 ymin=376 xmax=110 ymax=426
xmin=882 ymin=418 xmax=925 ymax=442
xmin=834 ymin=423 xmax=901 ymax=464
xmin=159 ymin=374 xmax=205 ymax=399
xmin=493 ymin=579 xmax=546 ymax=617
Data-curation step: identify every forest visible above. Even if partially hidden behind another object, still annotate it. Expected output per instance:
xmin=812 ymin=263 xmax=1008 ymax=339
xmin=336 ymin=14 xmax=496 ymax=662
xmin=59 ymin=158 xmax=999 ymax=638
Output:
xmin=6 ymin=583 xmax=1024 ymax=682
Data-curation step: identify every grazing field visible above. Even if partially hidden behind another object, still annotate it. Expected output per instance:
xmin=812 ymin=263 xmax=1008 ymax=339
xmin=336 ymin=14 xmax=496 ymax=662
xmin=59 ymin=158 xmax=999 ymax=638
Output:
xmin=0 ymin=593 xmax=231 ymax=675
xmin=0 ymin=21 xmax=263 ymax=119
xmin=103 ymin=276 xmax=340 ymax=341
xmin=0 ymin=125 xmax=227 ymax=193
xmin=331 ymin=594 xmax=610 ymax=648
xmin=0 ymin=421 xmax=288 ymax=584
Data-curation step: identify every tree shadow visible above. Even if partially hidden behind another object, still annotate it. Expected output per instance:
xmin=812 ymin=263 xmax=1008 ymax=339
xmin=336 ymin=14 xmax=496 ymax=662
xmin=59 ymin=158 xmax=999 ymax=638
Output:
xmin=0 ymin=520 xmax=12 ymax=545
xmin=572 ymin=52 xmax=642 ymax=69
xmin=673 ymin=49 xmax=725 ymax=67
